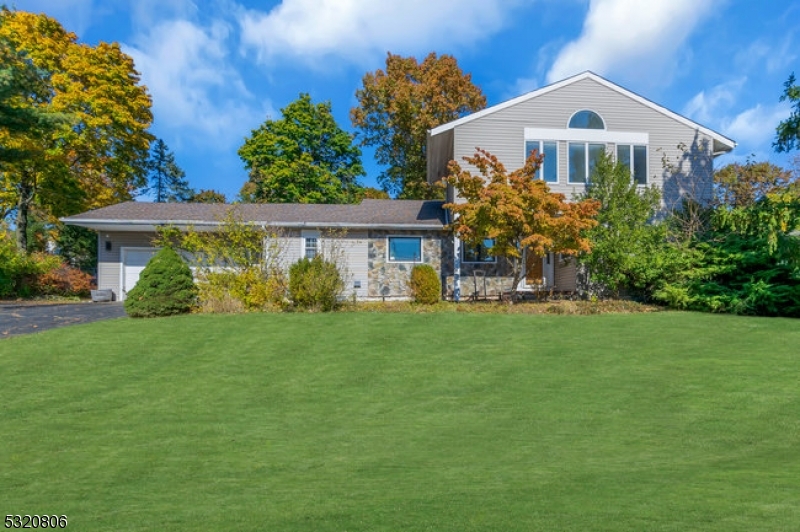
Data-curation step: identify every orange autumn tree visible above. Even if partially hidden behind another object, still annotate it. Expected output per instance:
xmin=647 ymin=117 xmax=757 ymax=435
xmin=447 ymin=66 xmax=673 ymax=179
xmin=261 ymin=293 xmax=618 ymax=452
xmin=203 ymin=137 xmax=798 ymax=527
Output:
xmin=351 ymin=52 xmax=486 ymax=199
xmin=444 ymin=148 xmax=600 ymax=296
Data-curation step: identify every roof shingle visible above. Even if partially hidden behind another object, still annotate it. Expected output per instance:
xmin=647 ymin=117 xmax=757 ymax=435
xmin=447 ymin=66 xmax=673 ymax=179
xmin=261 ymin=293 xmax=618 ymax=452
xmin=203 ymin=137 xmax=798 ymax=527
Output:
xmin=62 ymin=199 xmax=447 ymax=229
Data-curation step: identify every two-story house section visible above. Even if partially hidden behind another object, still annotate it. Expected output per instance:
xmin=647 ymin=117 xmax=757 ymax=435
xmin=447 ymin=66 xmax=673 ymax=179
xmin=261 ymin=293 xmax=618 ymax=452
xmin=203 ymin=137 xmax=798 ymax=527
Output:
xmin=427 ymin=71 xmax=736 ymax=297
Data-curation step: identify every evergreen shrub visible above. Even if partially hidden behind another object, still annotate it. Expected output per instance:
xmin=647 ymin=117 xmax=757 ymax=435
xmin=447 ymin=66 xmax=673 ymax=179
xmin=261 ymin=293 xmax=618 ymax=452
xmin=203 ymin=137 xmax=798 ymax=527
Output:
xmin=124 ymin=247 xmax=197 ymax=318
xmin=408 ymin=264 xmax=441 ymax=304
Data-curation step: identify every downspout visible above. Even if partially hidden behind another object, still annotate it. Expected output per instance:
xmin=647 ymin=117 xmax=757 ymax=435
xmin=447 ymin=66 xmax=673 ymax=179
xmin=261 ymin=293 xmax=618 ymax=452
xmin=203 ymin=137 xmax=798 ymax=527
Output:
xmin=449 ymin=208 xmax=461 ymax=302
xmin=453 ymin=234 xmax=461 ymax=302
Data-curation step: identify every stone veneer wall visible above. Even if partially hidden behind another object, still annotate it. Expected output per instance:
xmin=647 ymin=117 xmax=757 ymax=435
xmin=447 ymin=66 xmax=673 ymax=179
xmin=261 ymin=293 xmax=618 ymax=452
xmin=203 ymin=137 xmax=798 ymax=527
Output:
xmin=440 ymin=236 xmax=579 ymax=299
xmin=367 ymin=230 xmax=444 ymax=298
xmin=439 ymin=235 xmax=516 ymax=299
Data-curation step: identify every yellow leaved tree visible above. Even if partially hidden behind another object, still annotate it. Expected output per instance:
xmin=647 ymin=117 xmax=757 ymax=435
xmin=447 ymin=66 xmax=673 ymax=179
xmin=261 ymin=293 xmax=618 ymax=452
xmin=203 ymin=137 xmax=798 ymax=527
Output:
xmin=0 ymin=8 xmax=153 ymax=251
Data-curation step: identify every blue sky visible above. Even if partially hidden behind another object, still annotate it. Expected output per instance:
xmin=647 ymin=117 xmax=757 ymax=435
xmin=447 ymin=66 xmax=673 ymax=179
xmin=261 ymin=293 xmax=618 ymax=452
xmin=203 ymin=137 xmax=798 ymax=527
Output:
xmin=10 ymin=0 xmax=800 ymax=201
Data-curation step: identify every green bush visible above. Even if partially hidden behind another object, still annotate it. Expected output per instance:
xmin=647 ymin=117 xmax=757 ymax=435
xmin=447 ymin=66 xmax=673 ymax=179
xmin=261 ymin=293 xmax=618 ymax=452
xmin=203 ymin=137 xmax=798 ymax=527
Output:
xmin=288 ymin=256 xmax=344 ymax=312
xmin=0 ymin=232 xmax=61 ymax=298
xmin=408 ymin=264 xmax=441 ymax=304
xmin=197 ymin=268 xmax=286 ymax=313
xmin=124 ymin=247 xmax=197 ymax=318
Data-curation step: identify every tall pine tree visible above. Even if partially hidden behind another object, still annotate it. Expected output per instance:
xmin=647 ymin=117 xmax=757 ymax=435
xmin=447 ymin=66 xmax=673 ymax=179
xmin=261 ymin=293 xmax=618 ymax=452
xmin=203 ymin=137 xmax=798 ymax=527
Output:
xmin=145 ymin=139 xmax=192 ymax=203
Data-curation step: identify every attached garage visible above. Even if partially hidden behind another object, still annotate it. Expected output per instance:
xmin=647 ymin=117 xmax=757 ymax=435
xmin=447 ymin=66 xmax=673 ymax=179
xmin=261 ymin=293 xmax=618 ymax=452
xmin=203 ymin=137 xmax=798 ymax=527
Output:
xmin=120 ymin=247 xmax=158 ymax=300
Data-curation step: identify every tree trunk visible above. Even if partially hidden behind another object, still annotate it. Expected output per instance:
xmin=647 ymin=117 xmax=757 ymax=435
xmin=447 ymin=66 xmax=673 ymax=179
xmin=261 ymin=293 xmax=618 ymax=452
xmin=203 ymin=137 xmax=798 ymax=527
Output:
xmin=15 ymin=178 xmax=34 ymax=252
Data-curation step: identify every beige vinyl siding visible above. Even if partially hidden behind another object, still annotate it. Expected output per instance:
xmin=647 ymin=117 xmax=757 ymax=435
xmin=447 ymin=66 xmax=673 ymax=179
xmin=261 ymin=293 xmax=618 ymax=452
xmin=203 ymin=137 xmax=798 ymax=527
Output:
xmin=276 ymin=230 xmax=301 ymax=270
xmin=452 ymin=77 xmax=715 ymax=209
xmin=554 ymin=257 xmax=577 ymax=291
xmin=279 ymin=229 xmax=369 ymax=299
xmin=98 ymin=231 xmax=157 ymax=299
xmin=337 ymin=231 xmax=369 ymax=299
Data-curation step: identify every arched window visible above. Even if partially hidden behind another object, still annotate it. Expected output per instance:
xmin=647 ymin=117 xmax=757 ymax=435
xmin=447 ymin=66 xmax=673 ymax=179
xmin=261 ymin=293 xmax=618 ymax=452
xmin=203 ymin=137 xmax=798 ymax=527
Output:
xmin=568 ymin=110 xmax=605 ymax=130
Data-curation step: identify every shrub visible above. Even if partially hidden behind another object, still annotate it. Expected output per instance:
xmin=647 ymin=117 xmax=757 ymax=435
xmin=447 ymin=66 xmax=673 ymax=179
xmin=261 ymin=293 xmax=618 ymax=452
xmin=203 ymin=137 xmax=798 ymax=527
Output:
xmin=32 ymin=264 xmax=94 ymax=297
xmin=0 ymin=232 xmax=61 ymax=298
xmin=124 ymin=247 xmax=197 ymax=318
xmin=408 ymin=264 xmax=441 ymax=304
xmin=289 ymin=256 xmax=344 ymax=312
xmin=158 ymin=214 xmax=289 ymax=313
xmin=196 ymin=268 xmax=286 ymax=313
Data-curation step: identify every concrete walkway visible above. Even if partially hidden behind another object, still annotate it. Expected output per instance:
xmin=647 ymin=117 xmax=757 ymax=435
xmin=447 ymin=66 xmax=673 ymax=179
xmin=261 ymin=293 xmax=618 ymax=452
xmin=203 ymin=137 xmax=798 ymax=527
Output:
xmin=0 ymin=302 xmax=127 ymax=338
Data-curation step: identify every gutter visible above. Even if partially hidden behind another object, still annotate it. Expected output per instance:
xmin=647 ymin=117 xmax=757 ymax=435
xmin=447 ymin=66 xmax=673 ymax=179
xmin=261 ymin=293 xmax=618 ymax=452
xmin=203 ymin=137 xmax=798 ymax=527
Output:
xmin=60 ymin=218 xmax=447 ymax=231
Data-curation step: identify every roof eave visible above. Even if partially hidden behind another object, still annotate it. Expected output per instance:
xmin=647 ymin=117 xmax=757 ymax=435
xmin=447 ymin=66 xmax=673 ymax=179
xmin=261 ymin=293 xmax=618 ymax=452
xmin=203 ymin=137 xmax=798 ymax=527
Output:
xmin=61 ymin=218 xmax=446 ymax=232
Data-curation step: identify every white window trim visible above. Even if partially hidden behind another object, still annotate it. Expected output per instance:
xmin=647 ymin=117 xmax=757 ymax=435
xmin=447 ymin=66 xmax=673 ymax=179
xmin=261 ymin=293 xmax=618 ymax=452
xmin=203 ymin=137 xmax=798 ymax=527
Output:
xmin=568 ymin=142 xmax=606 ymax=184
xmin=525 ymin=127 xmax=648 ymax=144
xmin=616 ymin=143 xmax=649 ymax=186
xmin=524 ymin=139 xmax=559 ymax=184
xmin=386 ymin=235 xmax=423 ymax=263
xmin=566 ymin=109 xmax=607 ymax=130
xmin=301 ymin=230 xmax=320 ymax=259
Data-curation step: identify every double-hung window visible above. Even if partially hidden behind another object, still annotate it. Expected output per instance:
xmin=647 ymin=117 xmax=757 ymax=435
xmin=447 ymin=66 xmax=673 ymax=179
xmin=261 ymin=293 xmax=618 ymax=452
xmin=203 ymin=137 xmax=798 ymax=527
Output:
xmin=524 ymin=140 xmax=558 ymax=183
xmin=302 ymin=231 xmax=319 ymax=259
xmin=616 ymin=144 xmax=648 ymax=185
xmin=388 ymin=237 xmax=422 ymax=262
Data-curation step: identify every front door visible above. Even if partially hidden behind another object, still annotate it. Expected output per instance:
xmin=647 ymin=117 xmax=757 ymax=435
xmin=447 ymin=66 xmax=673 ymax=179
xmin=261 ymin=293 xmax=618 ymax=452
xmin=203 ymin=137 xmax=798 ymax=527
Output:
xmin=525 ymin=251 xmax=544 ymax=286
xmin=523 ymin=251 xmax=554 ymax=289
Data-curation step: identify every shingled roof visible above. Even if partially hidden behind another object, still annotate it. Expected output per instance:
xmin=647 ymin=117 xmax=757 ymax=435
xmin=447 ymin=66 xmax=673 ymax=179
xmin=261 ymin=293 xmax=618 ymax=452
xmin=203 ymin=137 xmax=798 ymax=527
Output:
xmin=61 ymin=199 xmax=447 ymax=231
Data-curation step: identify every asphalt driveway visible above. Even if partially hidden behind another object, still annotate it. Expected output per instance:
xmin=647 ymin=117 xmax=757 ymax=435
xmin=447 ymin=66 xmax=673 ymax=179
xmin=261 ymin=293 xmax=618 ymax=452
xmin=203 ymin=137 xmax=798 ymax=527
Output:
xmin=0 ymin=302 xmax=127 ymax=338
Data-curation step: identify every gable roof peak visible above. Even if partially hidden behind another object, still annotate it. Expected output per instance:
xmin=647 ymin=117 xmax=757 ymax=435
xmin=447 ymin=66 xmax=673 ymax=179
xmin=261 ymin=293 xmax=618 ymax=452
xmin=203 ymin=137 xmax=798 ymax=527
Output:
xmin=428 ymin=71 xmax=735 ymax=154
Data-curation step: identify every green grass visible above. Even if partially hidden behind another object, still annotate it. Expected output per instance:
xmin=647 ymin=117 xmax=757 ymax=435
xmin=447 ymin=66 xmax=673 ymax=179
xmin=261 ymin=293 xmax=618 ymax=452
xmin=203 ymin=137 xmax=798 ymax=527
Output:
xmin=1 ymin=312 xmax=799 ymax=531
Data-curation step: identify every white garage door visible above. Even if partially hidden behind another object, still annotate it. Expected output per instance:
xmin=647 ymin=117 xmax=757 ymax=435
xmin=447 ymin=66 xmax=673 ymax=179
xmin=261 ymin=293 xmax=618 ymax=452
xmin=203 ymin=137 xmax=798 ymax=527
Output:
xmin=121 ymin=248 xmax=158 ymax=300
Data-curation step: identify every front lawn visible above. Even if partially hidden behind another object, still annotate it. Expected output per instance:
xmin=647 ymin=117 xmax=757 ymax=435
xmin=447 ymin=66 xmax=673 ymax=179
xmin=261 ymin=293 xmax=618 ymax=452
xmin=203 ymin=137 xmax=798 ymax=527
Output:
xmin=1 ymin=312 xmax=799 ymax=531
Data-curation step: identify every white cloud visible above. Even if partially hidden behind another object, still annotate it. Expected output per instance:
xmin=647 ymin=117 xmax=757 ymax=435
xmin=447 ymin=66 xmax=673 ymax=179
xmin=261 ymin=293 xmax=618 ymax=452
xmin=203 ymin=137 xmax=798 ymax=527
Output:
xmin=735 ymin=37 xmax=798 ymax=76
xmin=237 ymin=0 xmax=519 ymax=64
xmin=720 ymin=102 xmax=791 ymax=152
xmin=546 ymin=0 xmax=720 ymax=85
xmin=124 ymin=18 xmax=270 ymax=149
xmin=682 ymin=78 xmax=746 ymax=125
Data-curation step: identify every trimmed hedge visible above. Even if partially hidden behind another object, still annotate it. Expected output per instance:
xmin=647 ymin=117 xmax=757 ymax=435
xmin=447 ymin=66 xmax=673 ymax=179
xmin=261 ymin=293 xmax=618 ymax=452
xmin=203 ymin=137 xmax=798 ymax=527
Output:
xmin=408 ymin=264 xmax=441 ymax=304
xmin=124 ymin=247 xmax=197 ymax=318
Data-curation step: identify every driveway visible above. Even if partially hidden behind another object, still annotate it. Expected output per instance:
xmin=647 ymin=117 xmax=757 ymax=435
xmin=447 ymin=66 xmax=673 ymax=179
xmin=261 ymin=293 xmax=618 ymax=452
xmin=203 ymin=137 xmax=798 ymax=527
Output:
xmin=0 ymin=302 xmax=127 ymax=338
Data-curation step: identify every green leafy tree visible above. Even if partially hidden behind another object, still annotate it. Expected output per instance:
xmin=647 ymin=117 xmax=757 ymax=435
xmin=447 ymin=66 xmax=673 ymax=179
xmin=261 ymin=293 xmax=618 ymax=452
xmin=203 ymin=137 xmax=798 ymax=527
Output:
xmin=144 ymin=139 xmax=191 ymax=203
xmin=124 ymin=247 xmax=197 ymax=318
xmin=55 ymin=224 xmax=97 ymax=273
xmin=239 ymin=93 xmax=364 ymax=204
xmin=713 ymin=158 xmax=796 ymax=208
xmin=445 ymin=148 xmax=599 ymax=296
xmin=656 ymin=161 xmax=800 ymax=316
xmin=0 ymin=9 xmax=153 ymax=251
xmin=190 ymin=189 xmax=227 ymax=204
xmin=576 ymin=152 xmax=675 ymax=297
xmin=351 ymin=52 xmax=486 ymax=199
xmin=775 ymin=73 xmax=800 ymax=152
xmin=358 ymin=187 xmax=390 ymax=200
xmin=0 ymin=32 xmax=68 ymax=166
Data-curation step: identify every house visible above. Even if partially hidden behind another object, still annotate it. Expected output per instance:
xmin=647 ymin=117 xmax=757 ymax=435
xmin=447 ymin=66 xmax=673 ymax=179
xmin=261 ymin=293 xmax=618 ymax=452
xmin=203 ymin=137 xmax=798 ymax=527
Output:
xmin=427 ymin=71 xmax=736 ymax=298
xmin=62 ymin=72 xmax=735 ymax=302
xmin=61 ymin=200 xmax=448 ymax=301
